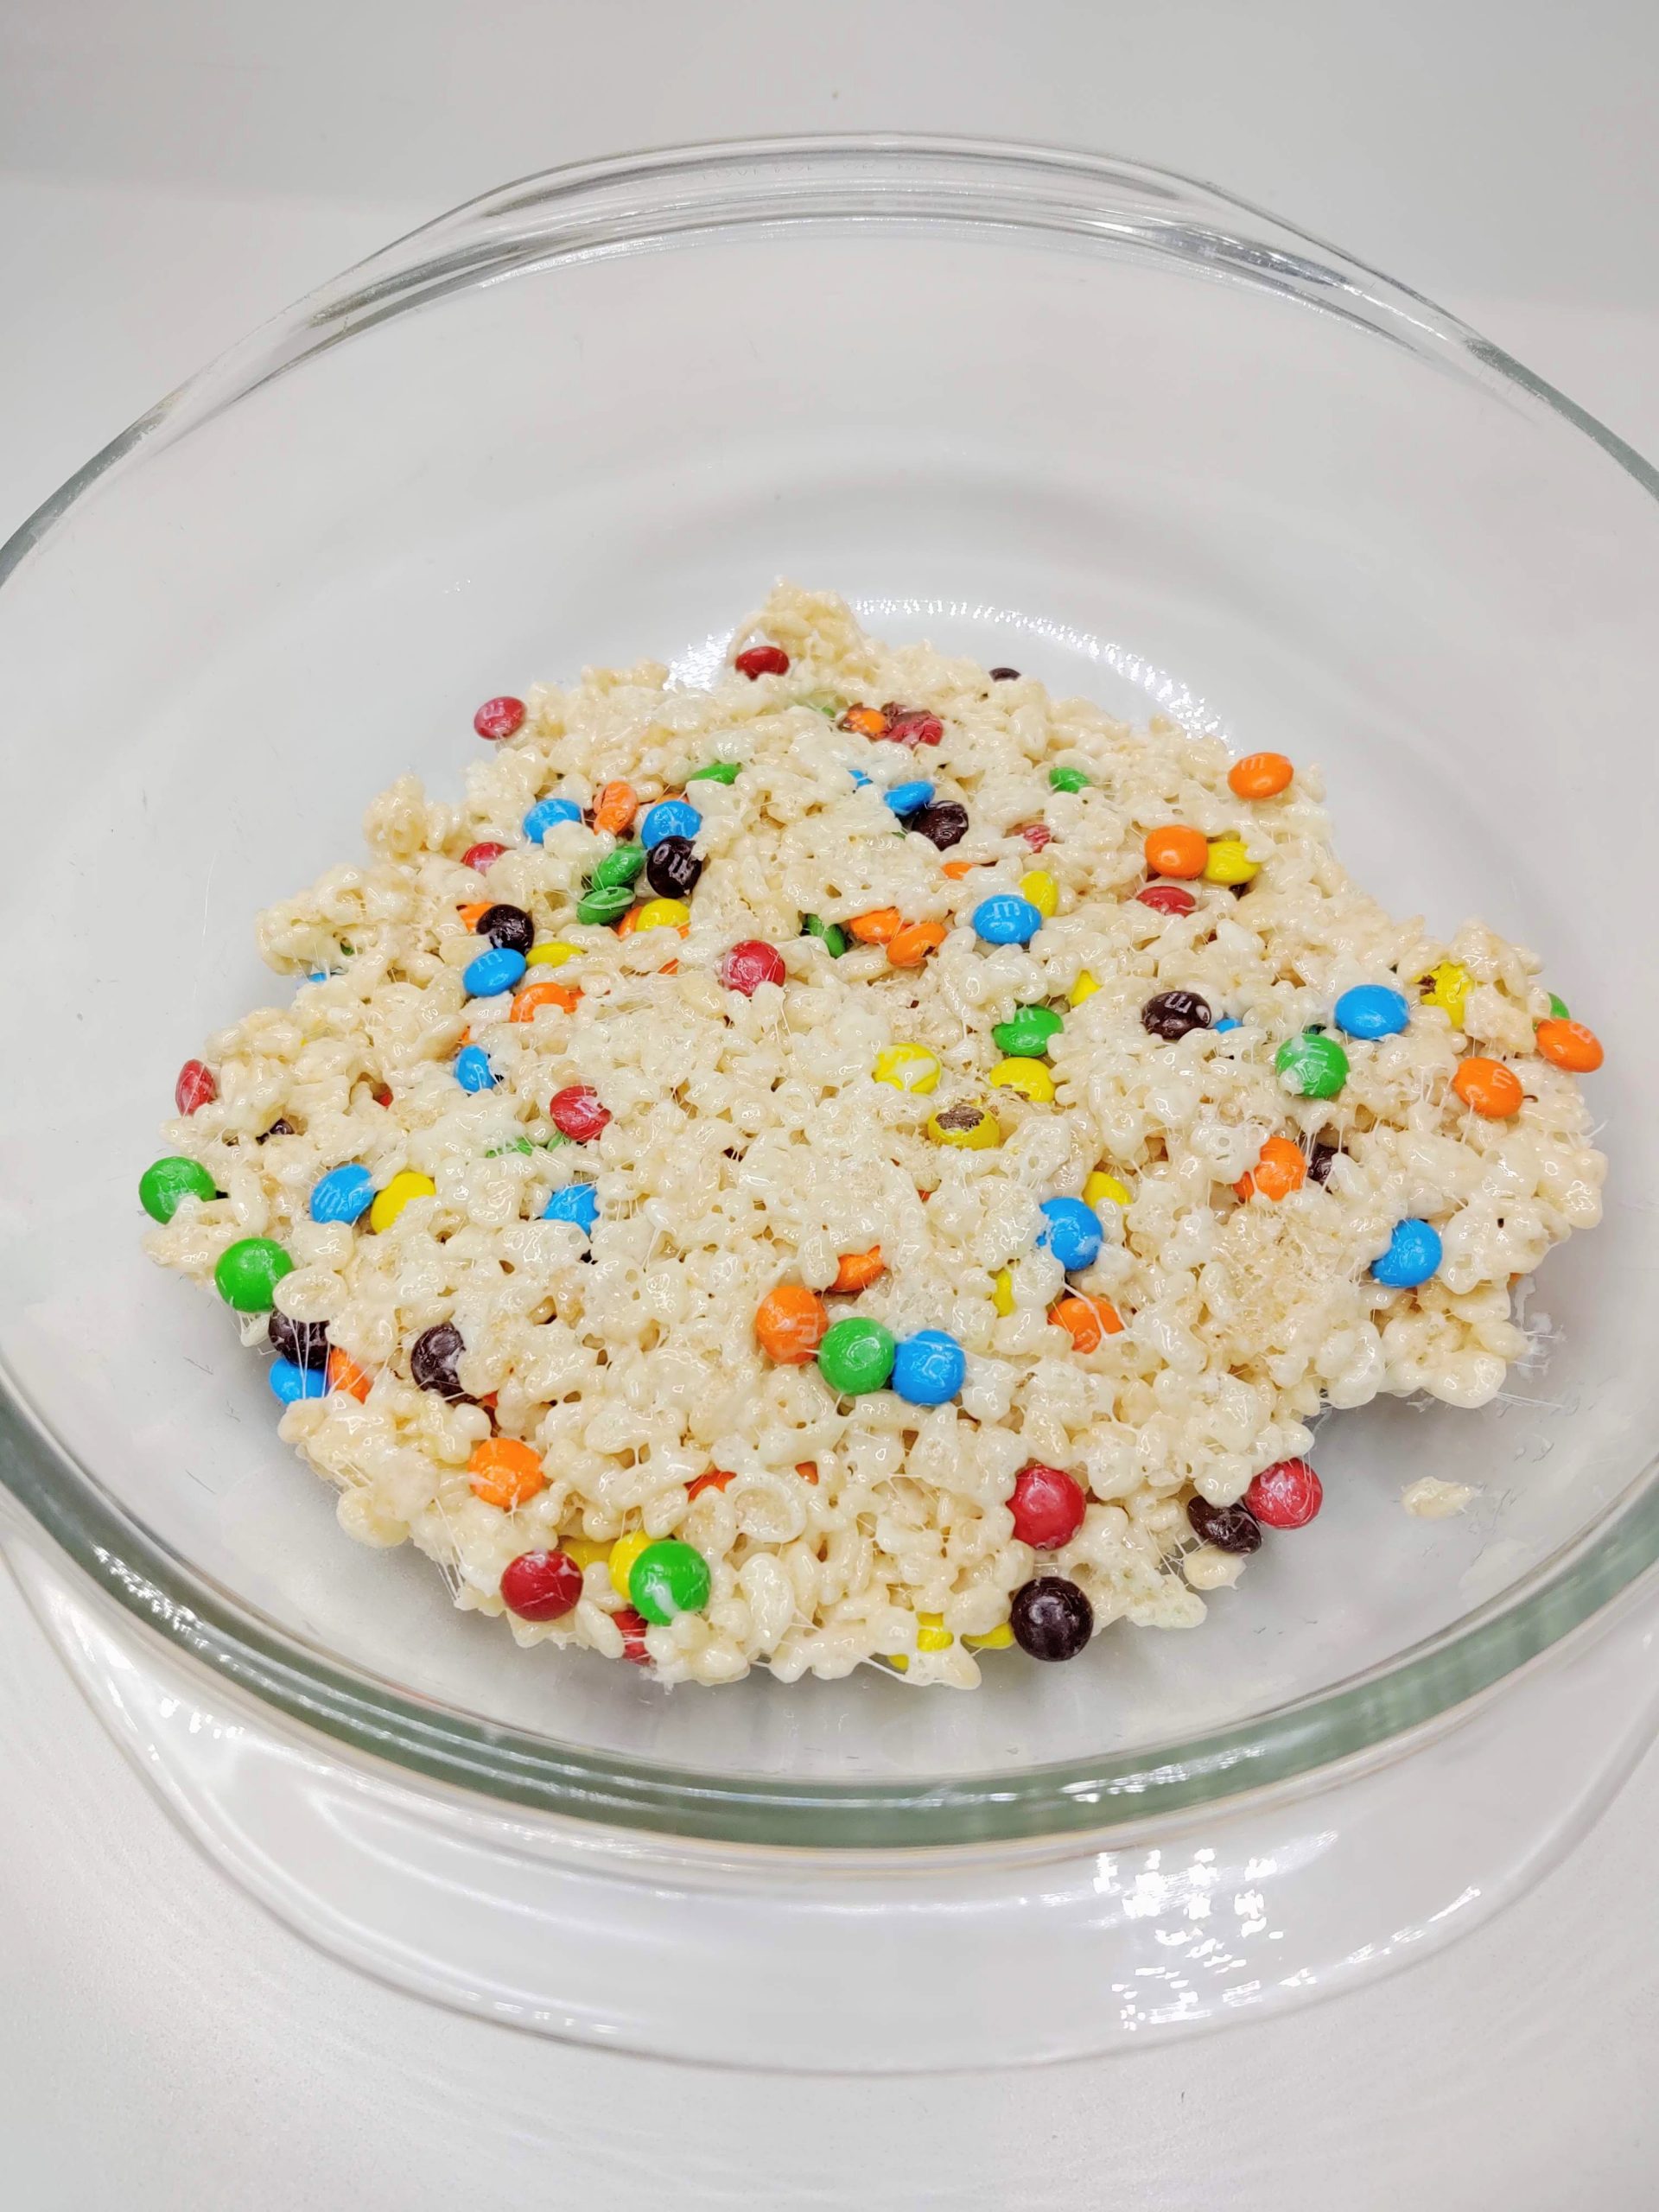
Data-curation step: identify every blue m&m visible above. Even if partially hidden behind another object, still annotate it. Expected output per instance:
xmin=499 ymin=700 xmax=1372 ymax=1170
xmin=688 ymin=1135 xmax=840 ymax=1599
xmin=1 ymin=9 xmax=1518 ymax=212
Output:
xmin=463 ymin=944 xmax=527 ymax=997
xmin=522 ymin=796 xmax=583 ymax=843
xmin=270 ymin=1357 xmax=327 ymax=1405
xmin=454 ymin=1045 xmax=496 ymax=1091
xmin=891 ymin=1330 xmax=967 ymax=1406
xmin=639 ymin=799 xmax=702 ymax=849
xmin=1334 ymin=984 xmax=1410 ymax=1040
xmin=885 ymin=780 xmax=935 ymax=817
xmin=543 ymin=1183 xmax=600 ymax=1236
xmin=971 ymin=894 xmax=1044 ymax=946
xmin=309 ymin=1163 xmax=375 ymax=1224
xmin=1036 ymin=1196 xmax=1104 ymax=1271
xmin=1372 ymin=1218 xmax=1442 ymax=1287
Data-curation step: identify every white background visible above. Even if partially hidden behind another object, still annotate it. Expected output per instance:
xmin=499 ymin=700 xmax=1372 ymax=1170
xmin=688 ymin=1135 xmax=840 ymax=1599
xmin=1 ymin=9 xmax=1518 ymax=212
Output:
xmin=3 ymin=3 xmax=1658 ymax=2203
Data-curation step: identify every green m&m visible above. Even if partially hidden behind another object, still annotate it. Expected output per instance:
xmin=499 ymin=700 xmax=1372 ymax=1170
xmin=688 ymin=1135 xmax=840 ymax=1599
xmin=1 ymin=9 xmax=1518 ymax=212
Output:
xmin=589 ymin=844 xmax=645 ymax=891
xmin=802 ymin=912 xmax=848 ymax=957
xmin=629 ymin=1539 xmax=713 ymax=1624
xmin=1274 ymin=1031 xmax=1350 ymax=1100
xmin=817 ymin=1316 xmax=895 ymax=1396
xmin=213 ymin=1237 xmax=294 ymax=1312
xmin=687 ymin=760 xmax=741 ymax=786
xmin=992 ymin=1005 xmax=1063 ymax=1059
xmin=1049 ymin=766 xmax=1090 ymax=793
xmin=575 ymin=882 xmax=634 ymax=926
xmin=139 ymin=1156 xmax=217 ymax=1224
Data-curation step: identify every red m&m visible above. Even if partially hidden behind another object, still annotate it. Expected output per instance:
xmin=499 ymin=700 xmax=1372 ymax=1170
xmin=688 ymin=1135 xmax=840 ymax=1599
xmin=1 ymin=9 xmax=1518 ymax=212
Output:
xmin=549 ymin=1084 xmax=610 ymax=1142
xmin=1244 ymin=1459 xmax=1323 ymax=1529
xmin=474 ymin=696 xmax=526 ymax=741
xmin=720 ymin=940 xmax=787 ymax=995
xmin=1008 ymin=1462 xmax=1087 ymax=1549
xmin=500 ymin=1549 xmax=584 ymax=1622
xmin=175 ymin=1059 xmax=217 ymax=1115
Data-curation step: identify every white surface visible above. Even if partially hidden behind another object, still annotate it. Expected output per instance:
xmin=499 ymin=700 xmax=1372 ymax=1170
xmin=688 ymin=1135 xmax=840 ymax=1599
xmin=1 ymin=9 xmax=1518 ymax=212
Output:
xmin=4 ymin=3 xmax=1659 ymax=2202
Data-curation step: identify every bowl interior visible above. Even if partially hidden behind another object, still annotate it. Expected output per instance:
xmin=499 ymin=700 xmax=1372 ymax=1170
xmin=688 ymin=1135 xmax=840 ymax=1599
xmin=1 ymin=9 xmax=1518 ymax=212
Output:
xmin=2 ymin=148 xmax=1656 ymax=1816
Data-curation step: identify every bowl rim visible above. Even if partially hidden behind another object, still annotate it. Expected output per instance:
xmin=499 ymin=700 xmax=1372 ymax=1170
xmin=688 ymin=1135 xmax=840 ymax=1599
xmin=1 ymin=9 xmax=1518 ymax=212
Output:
xmin=3 ymin=130 xmax=1657 ymax=1850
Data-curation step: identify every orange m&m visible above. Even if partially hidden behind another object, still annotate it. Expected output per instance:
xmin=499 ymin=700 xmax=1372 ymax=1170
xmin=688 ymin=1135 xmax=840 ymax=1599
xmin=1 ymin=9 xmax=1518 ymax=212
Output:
xmin=1535 ymin=1018 xmax=1603 ymax=1074
xmin=1142 ymin=825 xmax=1209 ymax=880
xmin=1227 ymin=752 xmax=1294 ymax=800
xmin=1452 ymin=1058 xmax=1525 ymax=1117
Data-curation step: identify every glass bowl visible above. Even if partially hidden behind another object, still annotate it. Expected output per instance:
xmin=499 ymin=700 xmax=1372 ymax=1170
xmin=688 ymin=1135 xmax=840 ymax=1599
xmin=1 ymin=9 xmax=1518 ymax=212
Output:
xmin=3 ymin=137 xmax=1658 ymax=2065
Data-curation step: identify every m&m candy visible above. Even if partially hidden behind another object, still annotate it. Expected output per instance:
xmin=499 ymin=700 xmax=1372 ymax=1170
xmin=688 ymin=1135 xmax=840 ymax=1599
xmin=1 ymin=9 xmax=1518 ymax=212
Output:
xmin=310 ymin=1164 xmax=375 ymax=1224
xmin=721 ymin=939 xmax=787 ymax=994
xmin=1036 ymin=1196 xmax=1103 ymax=1270
xmin=926 ymin=1103 xmax=1002 ymax=1149
xmin=885 ymin=780 xmax=935 ymax=817
xmin=992 ymin=1006 xmax=1063 ymax=1058
xmin=1275 ymin=1032 xmax=1349 ymax=1098
xmin=270 ymin=1357 xmax=327 ymax=1405
xmin=454 ymin=1045 xmax=496 ymax=1091
xmin=214 ymin=1238 xmax=293 ymax=1312
xmin=523 ymin=796 xmax=582 ymax=842
xmin=1245 ymin=1459 xmax=1323 ymax=1529
xmin=1187 ymin=1497 xmax=1262 ymax=1554
xmin=1009 ymin=1463 xmax=1087 ymax=1549
xmin=1372 ymin=1217 xmax=1442 ymax=1288
xmin=463 ymin=944 xmax=527 ymax=998
xmin=817 ymin=1316 xmax=896 ymax=1395
xmin=369 ymin=1171 xmax=436 ymax=1232
xmin=891 ymin=1330 xmax=966 ymax=1406
xmin=990 ymin=1058 xmax=1055 ymax=1103
xmin=1333 ymin=984 xmax=1409 ymax=1039
xmin=500 ymin=1550 xmax=584 ymax=1622
xmin=1227 ymin=752 xmax=1293 ymax=799
xmin=543 ymin=1184 xmax=600 ymax=1236
xmin=639 ymin=799 xmax=702 ymax=849
xmin=175 ymin=1059 xmax=217 ymax=1115
xmin=873 ymin=1044 xmax=940 ymax=1093
xmin=549 ymin=1085 xmax=611 ymax=1142
xmin=971 ymin=894 xmax=1044 ymax=946
xmin=139 ymin=1156 xmax=216 ymax=1224
xmin=630 ymin=1539 xmax=713 ymax=1624
xmin=474 ymin=696 xmax=525 ymax=741
xmin=1010 ymin=1576 xmax=1092 ymax=1660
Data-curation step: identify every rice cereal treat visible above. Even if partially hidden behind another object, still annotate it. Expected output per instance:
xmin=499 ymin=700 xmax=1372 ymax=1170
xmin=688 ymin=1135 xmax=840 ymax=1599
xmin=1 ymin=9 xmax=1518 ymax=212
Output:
xmin=140 ymin=586 xmax=1606 ymax=1688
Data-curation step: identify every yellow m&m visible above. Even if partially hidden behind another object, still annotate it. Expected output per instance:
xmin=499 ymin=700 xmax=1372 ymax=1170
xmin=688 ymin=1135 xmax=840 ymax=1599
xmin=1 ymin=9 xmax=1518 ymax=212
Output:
xmin=634 ymin=899 xmax=690 ymax=933
xmin=873 ymin=1044 xmax=941 ymax=1094
xmin=368 ymin=1170 xmax=435 ymax=1233
xmin=1084 ymin=1169 xmax=1131 ymax=1210
xmin=608 ymin=1531 xmax=652 ymax=1599
xmin=926 ymin=1103 xmax=1002 ymax=1149
xmin=964 ymin=1623 xmax=1014 ymax=1650
xmin=1203 ymin=837 xmax=1259 ymax=887
xmin=989 ymin=1058 xmax=1055 ymax=1103
xmin=1421 ymin=960 xmax=1471 ymax=1029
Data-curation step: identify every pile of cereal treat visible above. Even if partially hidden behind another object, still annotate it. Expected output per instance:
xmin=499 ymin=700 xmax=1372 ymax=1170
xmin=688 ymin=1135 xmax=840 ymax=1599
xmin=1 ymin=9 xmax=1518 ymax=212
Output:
xmin=139 ymin=584 xmax=1606 ymax=1688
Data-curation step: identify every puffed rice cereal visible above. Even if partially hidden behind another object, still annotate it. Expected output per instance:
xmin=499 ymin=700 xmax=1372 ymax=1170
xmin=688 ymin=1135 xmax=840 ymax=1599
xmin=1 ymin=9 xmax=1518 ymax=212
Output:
xmin=140 ymin=586 xmax=1606 ymax=1687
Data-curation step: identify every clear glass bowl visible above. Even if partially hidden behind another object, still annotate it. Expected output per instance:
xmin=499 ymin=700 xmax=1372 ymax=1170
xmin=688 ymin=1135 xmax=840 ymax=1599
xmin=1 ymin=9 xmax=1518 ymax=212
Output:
xmin=3 ymin=139 xmax=1657 ymax=1901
